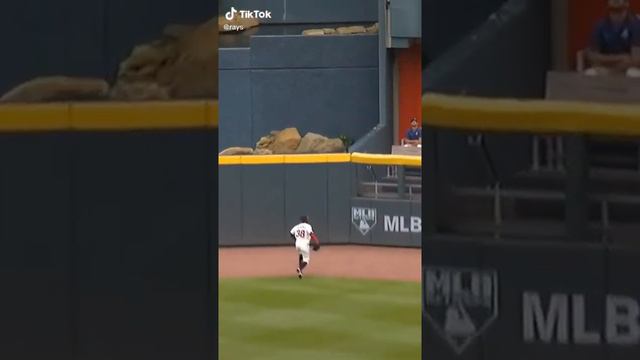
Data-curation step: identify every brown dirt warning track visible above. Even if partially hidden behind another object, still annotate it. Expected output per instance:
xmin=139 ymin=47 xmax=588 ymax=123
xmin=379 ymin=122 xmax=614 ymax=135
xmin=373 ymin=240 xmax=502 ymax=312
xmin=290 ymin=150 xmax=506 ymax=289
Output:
xmin=219 ymin=245 xmax=420 ymax=282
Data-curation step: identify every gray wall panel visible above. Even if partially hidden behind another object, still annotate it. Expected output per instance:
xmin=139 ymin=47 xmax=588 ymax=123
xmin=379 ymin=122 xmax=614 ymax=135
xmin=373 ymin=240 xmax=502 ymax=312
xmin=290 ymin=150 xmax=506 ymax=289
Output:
xmin=250 ymin=35 xmax=378 ymax=69
xmin=0 ymin=2 xmax=68 ymax=91
xmin=242 ymin=165 xmax=286 ymax=245
xmin=328 ymin=163 xmax=352 ymax=244
xmin=0 ymin=134 xmax=72 ymax=359
xmin=286 ymin=0 xmax=377 ymax=23
xmin=349 ymin=198 xmax=375 ymax=245
xmin=219 ymin=48 xmax=251 ymax=69
xmin=219 ymin=166 xmax=243 ymax=246
xmin=64 ymin=0 xmax=107 ymax=77
xmin=73 ymin=131 xmax=211 ymax=360
xmin=250 ymin=68 xmax=378 ymax=141
xmin=284 ymin=164 xmax=328 ymax=242
xmin=219 ymin=69 xmax=253 ymax=149
xmin=219 ymin=67 xmax=379 ymax=150
xmin=369 ymin=200 xmax=414 ymax=247
xmin=411 ymin=200 xmax=422 ymax=246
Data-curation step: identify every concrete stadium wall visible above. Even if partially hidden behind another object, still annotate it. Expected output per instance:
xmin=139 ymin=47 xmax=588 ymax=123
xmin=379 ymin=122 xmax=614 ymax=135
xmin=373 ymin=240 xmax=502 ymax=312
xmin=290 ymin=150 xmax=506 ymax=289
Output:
xmin=219 ymin=35 xmax=379 ymax=150
xmin=220 ymin=0 xmax=377 ymax=24
xmin=0 ymin=0 xmax=215 ymax=94
xmin=219 ymin=161 xmax=421 ymax=248
xmin=424 ymin=238 xmax=640 ymax=359
xmin=0 ymin=108 xmax=216 ymax=360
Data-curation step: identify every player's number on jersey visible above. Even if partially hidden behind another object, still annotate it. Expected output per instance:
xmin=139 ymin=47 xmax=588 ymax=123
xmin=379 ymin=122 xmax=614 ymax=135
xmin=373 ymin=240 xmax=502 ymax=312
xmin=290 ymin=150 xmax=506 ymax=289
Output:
xmin=296 ymin=230 xmax=306 ymax=238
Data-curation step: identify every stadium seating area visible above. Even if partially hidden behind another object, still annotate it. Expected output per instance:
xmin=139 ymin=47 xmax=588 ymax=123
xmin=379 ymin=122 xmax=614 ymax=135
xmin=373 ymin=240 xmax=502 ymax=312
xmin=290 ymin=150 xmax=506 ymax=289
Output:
xmin=424 ymin=0 xmax=640 ymax=243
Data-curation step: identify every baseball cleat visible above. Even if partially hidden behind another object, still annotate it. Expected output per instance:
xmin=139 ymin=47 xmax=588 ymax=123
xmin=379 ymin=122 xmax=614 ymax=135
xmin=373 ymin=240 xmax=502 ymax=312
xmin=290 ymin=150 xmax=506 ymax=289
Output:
xmin=296 ymin=268 xmax=303 ymax=279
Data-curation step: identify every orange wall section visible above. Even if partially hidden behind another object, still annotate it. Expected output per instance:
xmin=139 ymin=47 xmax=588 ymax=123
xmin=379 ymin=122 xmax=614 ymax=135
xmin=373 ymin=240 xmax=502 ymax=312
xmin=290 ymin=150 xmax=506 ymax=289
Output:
xmin=396 ymin=41 xmax=423 ymax=143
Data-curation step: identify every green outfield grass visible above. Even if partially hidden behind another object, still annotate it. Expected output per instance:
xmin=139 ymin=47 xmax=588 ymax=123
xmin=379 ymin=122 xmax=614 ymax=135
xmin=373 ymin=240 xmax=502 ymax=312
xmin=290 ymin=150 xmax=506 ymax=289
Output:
xmin=219 ymin=277 xmax=421 ymax=360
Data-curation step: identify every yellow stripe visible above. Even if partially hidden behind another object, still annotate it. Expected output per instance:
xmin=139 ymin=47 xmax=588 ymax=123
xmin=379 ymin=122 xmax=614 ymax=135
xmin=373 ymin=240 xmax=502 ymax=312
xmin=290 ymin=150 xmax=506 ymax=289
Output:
xmin=423 ymin=93 xmax=640 ymax=136
xmin=351 ymin=152 xmax=422 ymax=166
xmin=207 ymin=101 xmax=218 ymax=127
xmin=70 ymin=101 xmax=209 ymax=130
xmin=325 ymin=153 xmax=352 ymax=163
xmin=0 ymin=104 xmax=69 ymax=131
xmin=0 ymin=100 xmax=218 ymax=131
xmin=218 ymin=156 xmax=242 ymax=165
xmin=282 ymin=154 xmax=329 ymax=164
xmin=218 ymin=153 xmax=422 ymax=166
xmin=241 ymin=155 xmax=285 ymax=164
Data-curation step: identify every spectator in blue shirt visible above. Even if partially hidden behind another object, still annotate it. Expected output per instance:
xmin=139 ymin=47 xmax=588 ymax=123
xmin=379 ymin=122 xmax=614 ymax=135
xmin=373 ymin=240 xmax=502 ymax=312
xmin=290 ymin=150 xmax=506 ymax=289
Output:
xmin=402 ymin=117 xmax=422 ymax=146
xmin=585 ymin=0 xmax=640 ymax=77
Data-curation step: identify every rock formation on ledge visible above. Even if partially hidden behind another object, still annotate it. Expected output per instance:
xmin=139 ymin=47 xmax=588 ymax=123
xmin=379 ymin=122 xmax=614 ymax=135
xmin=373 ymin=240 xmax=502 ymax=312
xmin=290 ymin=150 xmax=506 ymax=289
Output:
xmin=1 ymin=16 xmax=219 ymax=102
xmin=220 ymin=128 xmax=347 ymax=155
xmin=0 ymin=77 xmax=109 ymax=103
xmin=112 ymin=17 xmax=218 ymax=100
xmin=302 ymin=23 xmax=378 ymax=36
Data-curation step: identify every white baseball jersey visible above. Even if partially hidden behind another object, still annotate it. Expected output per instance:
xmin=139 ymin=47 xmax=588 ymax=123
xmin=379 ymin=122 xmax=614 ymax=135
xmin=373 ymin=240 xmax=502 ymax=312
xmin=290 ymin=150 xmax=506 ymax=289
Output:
xmin=290 ymin=223 xmax=313 ymax=245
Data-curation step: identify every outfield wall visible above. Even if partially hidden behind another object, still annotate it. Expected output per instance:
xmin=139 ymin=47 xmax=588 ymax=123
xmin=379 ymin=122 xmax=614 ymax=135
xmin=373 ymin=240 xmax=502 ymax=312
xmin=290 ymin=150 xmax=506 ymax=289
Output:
xmin=0 ymin=101 xmax=216 ymax=360
xmin=219 ymin=154 xmax=421 ymax=248
xmin=424 ymin=238 xmax=640 ymax=359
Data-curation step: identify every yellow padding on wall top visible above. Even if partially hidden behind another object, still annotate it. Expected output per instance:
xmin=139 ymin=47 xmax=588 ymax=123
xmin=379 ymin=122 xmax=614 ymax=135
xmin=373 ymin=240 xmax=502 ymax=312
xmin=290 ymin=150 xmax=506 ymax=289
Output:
xmin=0 ymin=100 xmax=218 ymax=131
xmin=283 ymin=154 xmax=351 ymax=164
xmin=241 ymin=155 xmax=286 ymax=164
xmin=325 ymin=153 xmax=352 ymax=163
xmin=218 ymin=155 xmax=241 ymax=165
xmin=423 ymin=93 xmax=640 ymax=136
xmin=219 ymin=152 xmax=421 ymax=166
xmin=0 ymin=104 xmax=69 ymax=131
xmin=351 ymin=152 xmax=422 ymax=166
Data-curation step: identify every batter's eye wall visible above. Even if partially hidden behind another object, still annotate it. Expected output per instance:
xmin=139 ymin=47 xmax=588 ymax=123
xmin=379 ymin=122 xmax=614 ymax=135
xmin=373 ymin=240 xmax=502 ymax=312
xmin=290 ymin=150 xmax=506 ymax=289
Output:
xmin=0 ymin=103 xmax=217 ymax=360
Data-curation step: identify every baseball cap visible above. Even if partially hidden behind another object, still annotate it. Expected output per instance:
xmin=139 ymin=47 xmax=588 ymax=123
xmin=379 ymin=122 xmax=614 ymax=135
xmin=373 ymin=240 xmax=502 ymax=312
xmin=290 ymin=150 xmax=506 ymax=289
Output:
xmin=608 ymin=0 xmax=629 ymax=9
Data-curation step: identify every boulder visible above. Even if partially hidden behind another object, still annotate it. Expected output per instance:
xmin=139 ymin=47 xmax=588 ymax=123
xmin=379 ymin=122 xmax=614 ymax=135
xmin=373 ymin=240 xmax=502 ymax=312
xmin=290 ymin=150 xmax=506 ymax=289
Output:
xmin=336 ymin=26 xmax=367 ymax=35
xmin=219 ymin=147 xmax=254 ymax=156
xmin=253 ymin=148 xmax=273 ymax=155
xmin=113 ymin=16 xmax=218 ymax=100
xmin=0 ymin=76 xmax=109 ymax=103
xmin=302 ymin=29 xmax=325 ymax=36
xmin=270 ymin=127 xmax=301 ymax=154
xmin=109 ymin=81 xmax=170 ymax=101
xmin=256 ymin=135 xmax=276 ymax=150
xmin=296 ymin=132 xmax=346 ymax=153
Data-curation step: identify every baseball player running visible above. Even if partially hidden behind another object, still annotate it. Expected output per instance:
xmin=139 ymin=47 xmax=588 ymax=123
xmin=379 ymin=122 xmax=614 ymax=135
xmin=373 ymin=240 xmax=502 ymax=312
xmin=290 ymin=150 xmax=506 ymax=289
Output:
xmin=290 ymin=216 xmax=320 ymax=279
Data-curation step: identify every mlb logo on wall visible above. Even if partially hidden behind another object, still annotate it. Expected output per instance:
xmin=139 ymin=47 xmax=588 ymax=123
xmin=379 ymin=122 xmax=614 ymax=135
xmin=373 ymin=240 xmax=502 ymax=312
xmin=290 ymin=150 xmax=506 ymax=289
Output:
xmin=424 ymin=266 xmax=499 ymax=355
xmin=351 ymin=207 xmax=377 ymax=235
